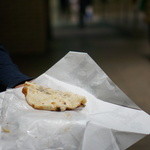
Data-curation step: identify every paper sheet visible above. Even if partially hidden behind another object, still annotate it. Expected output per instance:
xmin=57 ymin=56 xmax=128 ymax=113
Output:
xmin=0 ymin=52 xmax=149 ymax=150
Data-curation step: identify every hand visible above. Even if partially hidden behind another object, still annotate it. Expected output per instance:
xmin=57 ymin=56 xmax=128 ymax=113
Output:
xmin=15 ymin=80 xmax=32 ymax=88
xmin=15 ymin=84 xmax=24 ymax=88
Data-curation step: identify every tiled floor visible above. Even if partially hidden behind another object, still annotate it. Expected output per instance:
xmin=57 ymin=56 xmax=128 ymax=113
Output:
xmin=13 ymin=24 xmax=150 ymax=150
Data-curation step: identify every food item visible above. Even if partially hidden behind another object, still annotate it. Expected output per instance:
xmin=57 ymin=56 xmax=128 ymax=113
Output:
xmin=22 ymin=82 xmax=87 ymax=111
xmin=2 ymin=128 xmax=10 ymax=133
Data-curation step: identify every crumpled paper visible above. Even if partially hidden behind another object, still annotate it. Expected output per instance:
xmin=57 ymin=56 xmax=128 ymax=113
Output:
xmin=0 ymin=52 xmax=150 ymax=150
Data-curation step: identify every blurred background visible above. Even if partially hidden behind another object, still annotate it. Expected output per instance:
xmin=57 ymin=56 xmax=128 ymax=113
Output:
xmin=0 ymin=0 xmax=150 ymax=149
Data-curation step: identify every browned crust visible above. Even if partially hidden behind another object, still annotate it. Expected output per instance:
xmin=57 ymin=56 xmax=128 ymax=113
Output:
xmin=28 ymin=102 xmax=85 ymax=111
xmin=22 ymin=82 xmax=31 ymax=96
xmin=22 ymin=87 xmax=28 ymax=96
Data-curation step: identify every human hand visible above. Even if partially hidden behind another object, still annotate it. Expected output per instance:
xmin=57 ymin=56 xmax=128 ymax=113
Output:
xmin=15 ymin=84 xmax=25 ymax=88
xmin=15 ymin=80 xmax=32 ymax=88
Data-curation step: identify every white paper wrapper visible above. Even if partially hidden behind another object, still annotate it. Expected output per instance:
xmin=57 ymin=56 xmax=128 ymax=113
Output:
xmin=0 ymin=52 xmax=150 ymax=150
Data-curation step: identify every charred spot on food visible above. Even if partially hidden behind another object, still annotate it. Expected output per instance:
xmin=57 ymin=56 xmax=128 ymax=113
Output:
xmin=56 ymin=107 xmax=61 ymax=111
xmin=22 ymin=87 xmax=27 ymax=96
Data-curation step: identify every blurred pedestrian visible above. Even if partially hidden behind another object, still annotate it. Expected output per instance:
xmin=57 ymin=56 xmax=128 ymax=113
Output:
xmin=60 ymin=0 xmax=69 ymax=13
xmin=139 ymin=0 xmax=150 ymax=57
xmin=78 ymin=0 xmax=93 ymax=28
xmin=59 ymin=0 xmax=70 ymax=22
